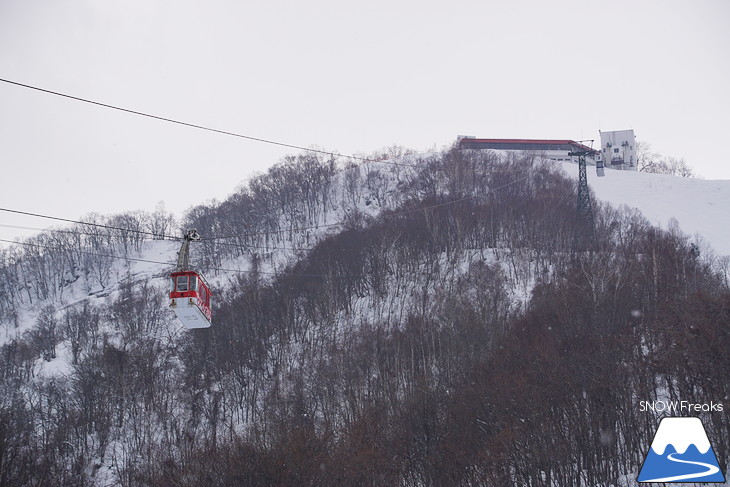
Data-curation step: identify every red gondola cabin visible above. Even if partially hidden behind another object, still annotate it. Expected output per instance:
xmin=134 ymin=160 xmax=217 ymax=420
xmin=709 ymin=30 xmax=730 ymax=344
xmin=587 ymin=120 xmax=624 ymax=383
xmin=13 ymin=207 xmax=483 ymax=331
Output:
xmin=169 ymin=271 xmax=212 ymax=328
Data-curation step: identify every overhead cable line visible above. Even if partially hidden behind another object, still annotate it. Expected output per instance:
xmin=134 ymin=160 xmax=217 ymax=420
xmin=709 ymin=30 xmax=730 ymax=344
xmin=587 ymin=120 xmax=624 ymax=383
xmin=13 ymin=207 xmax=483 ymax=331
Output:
xmin=200 ymin=220 xmax=345 ymax=241
xmin=0 ymin=204 xmax=343 ymax=245
xmin=0 ymin=238 xmax=353 ymax=278
xmin=0 ymin=77 xmax=417 ymax=168
xmin=0 ymin=238 xmax=181 ymax=268
xmin=0 ymin=207 xmax=176 ymax=240
xmin=0 ymin=208 xmax=326 ymax=250
xmin=1 ymin=173 xmax=532 ymax=245
xmin=0 ymin=223 xmax=84 ymax=234
xmin=0 ymin=174 xmax=533 ymax=276
xmin=202 ymin=238 xmax=314 ymax=252
xmin=0 ymin=222 xmax=173 ymax=241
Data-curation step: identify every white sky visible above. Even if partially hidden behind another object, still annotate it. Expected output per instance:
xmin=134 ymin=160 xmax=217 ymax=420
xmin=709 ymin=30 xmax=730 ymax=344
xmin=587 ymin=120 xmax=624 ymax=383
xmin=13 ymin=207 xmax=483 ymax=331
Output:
xmin=1 ymin=0 xmax=729 ymax=243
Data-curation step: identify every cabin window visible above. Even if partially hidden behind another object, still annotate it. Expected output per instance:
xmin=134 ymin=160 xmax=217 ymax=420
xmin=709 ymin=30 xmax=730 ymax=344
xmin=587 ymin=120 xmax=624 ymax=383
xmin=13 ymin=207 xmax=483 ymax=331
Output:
xmin=176 ymin=275 xmax=188 ymax=292
xmin=189 ymin=275 xmax=197 ymax=291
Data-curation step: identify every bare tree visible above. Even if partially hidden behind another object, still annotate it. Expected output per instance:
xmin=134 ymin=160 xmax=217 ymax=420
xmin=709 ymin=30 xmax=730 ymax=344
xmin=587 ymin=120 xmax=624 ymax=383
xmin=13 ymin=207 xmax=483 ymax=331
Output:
xmin=637 ymin=141 xmax=697 ymax=177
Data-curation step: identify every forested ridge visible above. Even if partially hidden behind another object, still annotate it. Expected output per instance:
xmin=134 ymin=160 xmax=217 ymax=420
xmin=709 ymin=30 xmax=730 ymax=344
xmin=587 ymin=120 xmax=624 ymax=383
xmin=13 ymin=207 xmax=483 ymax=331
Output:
xmin=1 ymin=148 xmax=728 ymax=486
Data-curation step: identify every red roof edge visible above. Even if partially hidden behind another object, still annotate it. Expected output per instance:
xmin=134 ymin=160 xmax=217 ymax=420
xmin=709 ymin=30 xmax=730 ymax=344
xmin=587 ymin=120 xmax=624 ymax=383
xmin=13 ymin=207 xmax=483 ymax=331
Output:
xmin=460 ymin=138 xmax=599 ymax=154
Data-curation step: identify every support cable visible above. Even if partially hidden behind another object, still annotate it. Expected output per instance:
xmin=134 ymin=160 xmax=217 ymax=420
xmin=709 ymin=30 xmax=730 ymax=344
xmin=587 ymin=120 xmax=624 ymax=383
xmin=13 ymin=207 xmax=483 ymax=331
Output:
xmin=0 ymin=77 xmax=417 ymax=168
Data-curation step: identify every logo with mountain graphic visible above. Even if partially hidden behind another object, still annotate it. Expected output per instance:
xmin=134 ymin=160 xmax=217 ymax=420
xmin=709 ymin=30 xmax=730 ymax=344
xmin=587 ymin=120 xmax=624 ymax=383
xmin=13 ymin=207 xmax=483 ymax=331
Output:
xmin=638 ymin=417 xmax=726 ymax=483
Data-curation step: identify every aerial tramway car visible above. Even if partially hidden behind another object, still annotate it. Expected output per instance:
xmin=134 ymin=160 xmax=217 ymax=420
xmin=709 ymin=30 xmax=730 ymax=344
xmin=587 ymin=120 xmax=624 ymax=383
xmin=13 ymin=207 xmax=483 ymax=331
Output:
xmin=169 ymin=230 xmax=212 ymax=329
xmin=170 ymin=270 xmax=212 ymax=328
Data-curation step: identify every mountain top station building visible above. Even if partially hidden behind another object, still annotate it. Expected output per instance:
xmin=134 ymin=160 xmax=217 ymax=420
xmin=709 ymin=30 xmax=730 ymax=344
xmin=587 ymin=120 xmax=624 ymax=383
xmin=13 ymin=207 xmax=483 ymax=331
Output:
xmin=599 ymin=129 xmax=637 ymax=171
xmin=457 ymin=137 xmax=600 ymax=165
xmin=458 ymin=130 xmax=638 ymax=173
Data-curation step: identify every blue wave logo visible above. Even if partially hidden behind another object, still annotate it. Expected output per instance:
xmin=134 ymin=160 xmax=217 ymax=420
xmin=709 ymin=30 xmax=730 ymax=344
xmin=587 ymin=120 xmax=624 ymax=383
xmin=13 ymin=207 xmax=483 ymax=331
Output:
xmin=638 ymin=417 xmax=726 ymax=483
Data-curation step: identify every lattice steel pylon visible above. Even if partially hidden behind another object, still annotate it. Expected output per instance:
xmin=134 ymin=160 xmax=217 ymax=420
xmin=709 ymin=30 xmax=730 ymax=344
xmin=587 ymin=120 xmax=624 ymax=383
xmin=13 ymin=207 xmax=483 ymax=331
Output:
xmin=570 ymin=150 xmax=595 ymax=251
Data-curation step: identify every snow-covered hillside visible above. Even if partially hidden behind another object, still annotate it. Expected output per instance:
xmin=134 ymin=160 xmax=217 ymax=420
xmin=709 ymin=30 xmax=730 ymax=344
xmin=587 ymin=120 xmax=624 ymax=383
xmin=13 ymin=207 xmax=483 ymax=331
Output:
xmin=559 ymin=161 xmax=730 ymax=257
xmin=1 ymin=148 xmax=728 ymax=487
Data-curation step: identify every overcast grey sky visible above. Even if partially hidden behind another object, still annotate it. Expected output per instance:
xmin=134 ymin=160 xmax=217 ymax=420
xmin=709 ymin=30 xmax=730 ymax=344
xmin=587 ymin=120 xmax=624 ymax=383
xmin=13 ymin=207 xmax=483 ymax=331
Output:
xmin=1 ymin=0 xmax=729 ymax=243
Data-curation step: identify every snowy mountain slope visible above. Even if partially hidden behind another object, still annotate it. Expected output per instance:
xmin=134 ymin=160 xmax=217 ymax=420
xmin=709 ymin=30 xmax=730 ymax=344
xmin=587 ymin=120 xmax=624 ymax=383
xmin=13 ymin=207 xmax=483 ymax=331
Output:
xmin=1 ymin=149 xmax=729 ymax=486
xmin=4 ymin=153 xmax=728 ymax=346
xmin=558 ymin=161 xmax=730 ymax=256
xmin=5 ymin=153 xmax=728 ymax=343
xmin=1 ymin=239 xmax=180 ymax=339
